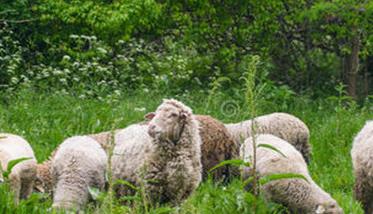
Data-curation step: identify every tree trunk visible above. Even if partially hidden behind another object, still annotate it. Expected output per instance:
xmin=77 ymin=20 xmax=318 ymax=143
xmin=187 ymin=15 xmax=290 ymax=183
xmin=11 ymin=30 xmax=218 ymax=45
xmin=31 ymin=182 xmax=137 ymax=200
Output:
xmin=364 ymin=56 xmax=373 ymax=97
xmin=364 ymin=58 xmax=369 ymax=97
xmin=343 ymin=32 xmax=360 ymax=99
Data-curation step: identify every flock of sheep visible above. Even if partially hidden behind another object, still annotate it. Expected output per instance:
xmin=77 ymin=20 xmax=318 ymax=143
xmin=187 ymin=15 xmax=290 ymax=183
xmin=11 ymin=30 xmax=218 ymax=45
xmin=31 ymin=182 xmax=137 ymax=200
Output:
xmin=0 ymin=98 xmax=372 ymax=213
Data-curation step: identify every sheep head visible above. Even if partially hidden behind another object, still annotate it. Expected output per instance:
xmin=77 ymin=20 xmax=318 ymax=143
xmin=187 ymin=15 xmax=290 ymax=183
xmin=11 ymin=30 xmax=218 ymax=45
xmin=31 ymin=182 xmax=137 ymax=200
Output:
xmin=146 ymin=99 xmax=192 ymax=144
xmin=315 ymin=201 xmax=343 ymax=214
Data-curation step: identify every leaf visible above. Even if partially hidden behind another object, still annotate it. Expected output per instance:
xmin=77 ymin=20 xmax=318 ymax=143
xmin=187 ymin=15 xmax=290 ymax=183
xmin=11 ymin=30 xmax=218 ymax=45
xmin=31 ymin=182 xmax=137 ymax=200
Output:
xmin=257 ymin=143 xmax=287 ymax=158
xmin=114 ymin=179 xmax=139 ymax=191
xmin=259 ymin=173 xmax=309 ymax=185
xmin=4 ymin=157 xmax=32 ymax=178
xmin=209 ymin=159 xmax=251 ymax=173
xmin=242 ymin=176 xmax=254 ymax=188
xmin=88 ymin=187 xmax=101 ymax=200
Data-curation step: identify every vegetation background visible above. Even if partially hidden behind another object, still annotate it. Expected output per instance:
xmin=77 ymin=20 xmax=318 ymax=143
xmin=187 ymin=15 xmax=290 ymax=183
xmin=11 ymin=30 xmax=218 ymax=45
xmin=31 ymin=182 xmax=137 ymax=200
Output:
xmin=0 ymin=0 xmax=372 ymax=213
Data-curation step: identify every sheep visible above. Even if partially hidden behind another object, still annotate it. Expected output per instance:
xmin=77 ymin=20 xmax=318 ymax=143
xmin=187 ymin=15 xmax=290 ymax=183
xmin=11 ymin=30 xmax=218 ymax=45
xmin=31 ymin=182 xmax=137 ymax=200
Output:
xmin=240 ymin=134 xmax=343 ymax=214
xmin=112 ymin=99 xmax=202 ymax=205
xmin=0 ymin=133 xmax=37 ymax=203
xmin=195 ymin=115 xmax=239 ymax=181
xmin=351 ymin=120 xmax=373 ymax=214
xmin=51 ymin=136 xmax=107 ymax=211
xmin=226 ymin=112 xmax=311 ymax=163
xmin=33 ymin=130 xmax=117 ymax=195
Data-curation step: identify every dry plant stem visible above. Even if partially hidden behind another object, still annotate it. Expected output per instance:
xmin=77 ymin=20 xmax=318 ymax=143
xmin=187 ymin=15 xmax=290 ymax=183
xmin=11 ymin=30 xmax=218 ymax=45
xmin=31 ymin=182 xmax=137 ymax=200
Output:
xmin=251 ymin=119 xmax=258 ymax=196
xmin=104 ymin=129 xmax=115 ymax=213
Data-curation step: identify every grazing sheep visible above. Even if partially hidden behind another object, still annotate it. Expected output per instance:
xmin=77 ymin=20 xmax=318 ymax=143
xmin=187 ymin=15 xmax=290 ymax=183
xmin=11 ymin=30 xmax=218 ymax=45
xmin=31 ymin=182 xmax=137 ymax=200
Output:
xmin=226 ymin=112 xmax=311 ymax=163
xmin=0 ymin=133 xmax=37 ymax=203
xmin=33 ymin=130 xmax=117 ymax=195
xmin=195 ymin=115 xmax=239 ymax=181
xmin=351 ymin=121 xmax=373 ymax=214
xmin=112 ymin=99 xmax=202 ymax=205
xmin=240 ymin=134 xmax=342 ymax=214
xmin=51 ymin=136 xmax=107 ymax=211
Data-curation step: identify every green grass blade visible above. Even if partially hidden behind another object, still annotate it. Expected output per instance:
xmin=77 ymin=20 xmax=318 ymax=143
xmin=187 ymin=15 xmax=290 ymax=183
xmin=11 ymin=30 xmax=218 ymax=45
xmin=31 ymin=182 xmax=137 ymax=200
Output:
xmin=242 ymin=176 xmax=254 ymax=188
xmin=209 ymin=159 xmax=251 ymax=173
xmin=5 ymin=157 xmax=32 ymax=178
xmin=113 ymin=179 xmax=139 ymax=191
xmin=259 ymin=173 xmax=309 ymax=185
xmin=88 ymin=187 xmax=102 ymax=201
xmin=257 ymin=143 xmax=287 ymax=158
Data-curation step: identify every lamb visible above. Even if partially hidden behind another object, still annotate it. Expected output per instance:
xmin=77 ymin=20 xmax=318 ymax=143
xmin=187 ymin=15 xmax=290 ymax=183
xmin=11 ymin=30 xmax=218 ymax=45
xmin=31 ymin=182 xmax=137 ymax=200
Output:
xmin=351 ymin=121 xmax=373 ymax=214
xmin=226 ymin=112 xmax=311 ymax=163
xmin=195 ymin=115 xmax=239 ymax=181
xmin=51 ymin=136 xmax=107 ymax=211
xmin=0 ymin=133 xmax=37 ymax=203
xmin=112 ymin=99 xmax=202 ymax=205
xmin=240 ymin=134 xmax=342 ymax=213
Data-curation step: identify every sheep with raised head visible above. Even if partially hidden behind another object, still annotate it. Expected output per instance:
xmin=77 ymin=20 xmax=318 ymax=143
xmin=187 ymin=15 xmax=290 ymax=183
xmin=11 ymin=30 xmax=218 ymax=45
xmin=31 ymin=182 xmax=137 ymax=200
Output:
xmin=226 ymin=112 xmax=311 ymax=163
xmin=51 ymin=136 xmax=107 ymax=211
xmin=351 ymin=120 xmax=373 ymax=214
xmin=240 ymin=134 xmax=342 ymax=214
xmin=195 ymin=115 xmax=239 ymax=181
xmin=0 ymin=133 xmax=37 ymax=203
xmin=112 ymin=99 xmax=202 ymax=205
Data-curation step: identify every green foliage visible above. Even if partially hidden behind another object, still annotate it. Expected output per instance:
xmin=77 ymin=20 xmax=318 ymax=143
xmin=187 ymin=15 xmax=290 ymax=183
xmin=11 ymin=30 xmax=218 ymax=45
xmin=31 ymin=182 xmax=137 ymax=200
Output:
xmin=1 ymin=0 xmax=373 ymax=97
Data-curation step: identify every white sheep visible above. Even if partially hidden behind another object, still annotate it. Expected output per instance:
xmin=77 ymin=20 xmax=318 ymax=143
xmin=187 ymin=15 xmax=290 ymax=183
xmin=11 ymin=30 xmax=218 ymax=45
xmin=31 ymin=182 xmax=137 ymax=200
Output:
xmin=240 ymin=134 xmax=342 ymax=213
xmin=351 ymin=120 xmax=373 ymax=213
xmin=0 ymin=133 xmax=37 ymax=203
xmin=112 ymin=99 xmax=202 ymax=205
xmin=226 ymin=112 xmax=311 ymax=163
xmin=51 ymin=136 xmax=107 ymax=211
xmin=33 ymin=130 xmax=118 ymax=195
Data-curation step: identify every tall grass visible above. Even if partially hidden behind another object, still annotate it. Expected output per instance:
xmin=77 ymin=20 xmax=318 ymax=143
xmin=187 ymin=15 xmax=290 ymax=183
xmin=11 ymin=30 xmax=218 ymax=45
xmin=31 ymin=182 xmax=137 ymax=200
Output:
xmin=0 ymin=88 xmax=371 ymax=213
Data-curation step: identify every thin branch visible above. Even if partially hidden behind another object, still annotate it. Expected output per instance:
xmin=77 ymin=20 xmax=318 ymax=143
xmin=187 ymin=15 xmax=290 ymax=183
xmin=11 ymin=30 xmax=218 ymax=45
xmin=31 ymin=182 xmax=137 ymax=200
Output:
xmin=0 ymin=9 xmax=17 ymax=15
xmin=0 ymin=18 xmax=38 ymax=24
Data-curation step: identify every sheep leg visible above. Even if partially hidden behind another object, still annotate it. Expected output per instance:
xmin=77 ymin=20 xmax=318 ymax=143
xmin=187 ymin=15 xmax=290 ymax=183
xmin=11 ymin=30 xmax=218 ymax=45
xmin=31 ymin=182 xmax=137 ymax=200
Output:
xmin=9 ymin=173 xmax=21 ymax=204
xmin=353 ymin=173 xmax=373 ymax=214
xmin=20 ymin=176 xmax=35 ymax=199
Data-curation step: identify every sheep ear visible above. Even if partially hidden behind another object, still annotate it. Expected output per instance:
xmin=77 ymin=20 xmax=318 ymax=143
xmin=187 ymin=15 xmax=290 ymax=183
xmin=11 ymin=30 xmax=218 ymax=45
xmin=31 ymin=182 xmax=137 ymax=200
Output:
xmin=144 ymin=112 xmax=155 ymax=120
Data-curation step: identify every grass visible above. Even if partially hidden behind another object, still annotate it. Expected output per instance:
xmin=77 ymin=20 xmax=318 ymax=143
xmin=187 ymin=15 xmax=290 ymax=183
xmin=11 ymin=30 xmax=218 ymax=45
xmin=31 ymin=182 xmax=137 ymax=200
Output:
xmin=0 ymin=89 xmax=371 ymax=213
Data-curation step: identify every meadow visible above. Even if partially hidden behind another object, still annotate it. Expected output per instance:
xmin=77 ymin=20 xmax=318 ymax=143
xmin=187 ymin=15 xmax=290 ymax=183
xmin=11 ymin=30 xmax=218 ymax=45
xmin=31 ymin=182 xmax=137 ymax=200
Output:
xmin=0 ymin=89 xmax=371 ymax=214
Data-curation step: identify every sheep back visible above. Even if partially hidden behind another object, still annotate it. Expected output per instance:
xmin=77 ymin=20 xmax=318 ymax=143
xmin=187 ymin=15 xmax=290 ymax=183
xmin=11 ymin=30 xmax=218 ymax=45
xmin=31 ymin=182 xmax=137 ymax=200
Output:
xmin=226 ymin=112 xmax=311 ymax=163
xmin=351 ymin=121 xmax=373 ymax=214
xmin=240 ymin=134 xmax=342 ymax=213
xmin=0 ymin=133 xmax=37 ymax=203
xmin=195 ymin=115 xmax=239 ymax=181
xmin=52 ymin=136 xmax=107 ymax=210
